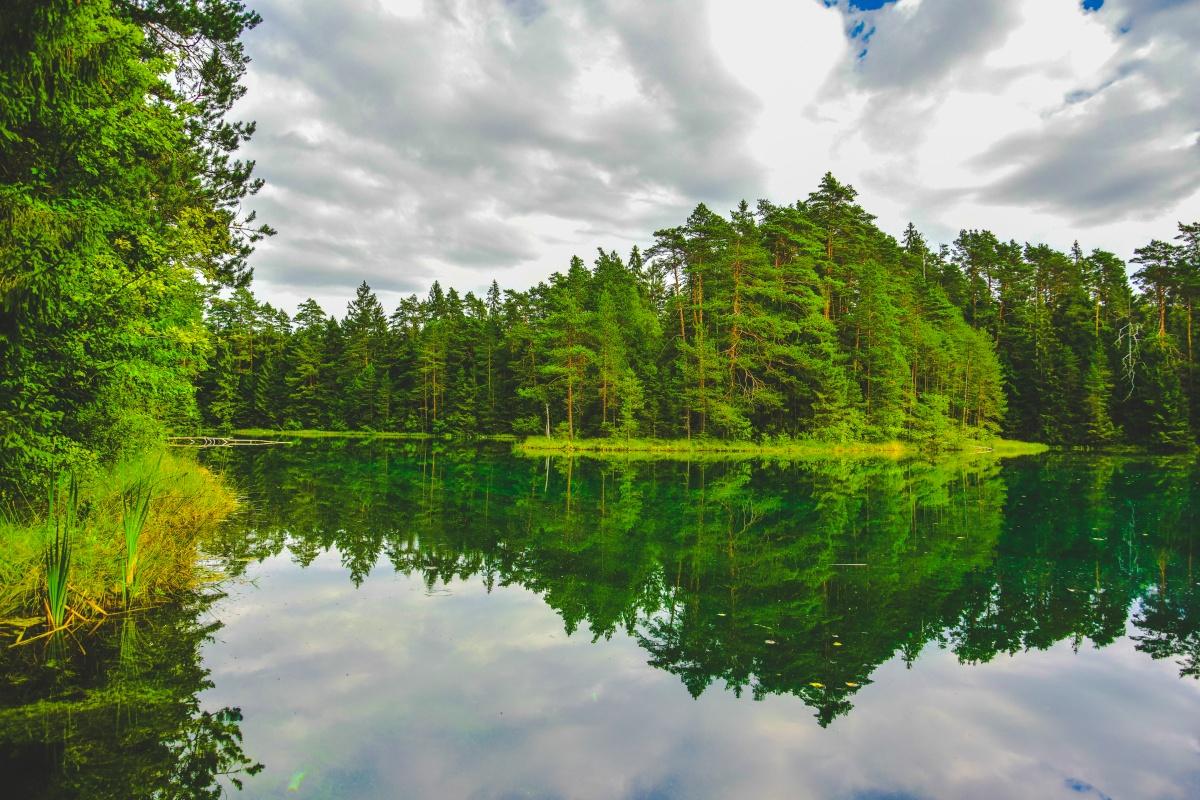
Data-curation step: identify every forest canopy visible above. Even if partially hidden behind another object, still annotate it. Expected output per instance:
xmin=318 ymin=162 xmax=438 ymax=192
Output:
xmin=0 ymin=0 xmax=270 ymax=495
xmin=2 ymin=2 xmax=1197 ymax=502
xmin=196 ymin=175 xmax=1199 ymax=451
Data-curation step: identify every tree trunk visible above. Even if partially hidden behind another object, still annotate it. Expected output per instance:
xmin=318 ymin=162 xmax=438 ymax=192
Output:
xmin=567 ymin=370 xmax=574 ymax=441
xmin=1188 ymin=299 xmax=1193 ymax=364
xmin=673 ymin=262 xmax=690 ymax=439
xmin=1158 ymin=285 xmax=1167 ymax=338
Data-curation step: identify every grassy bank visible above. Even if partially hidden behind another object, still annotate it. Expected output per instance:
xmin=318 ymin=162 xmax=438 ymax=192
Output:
xmin=0 ymin=451 xmax=237 ymax=642
xmin=514 ymin=436 xmax=1049 ymax=460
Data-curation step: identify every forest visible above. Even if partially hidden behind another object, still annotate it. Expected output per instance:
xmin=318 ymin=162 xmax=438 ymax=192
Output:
xmin=196 ymin=180 xmax=1199 ymax=451
xmin=3 ymin=1 xmax=1199 ymax=501
xmin=0 ymin=0 xmax=269 ymax=496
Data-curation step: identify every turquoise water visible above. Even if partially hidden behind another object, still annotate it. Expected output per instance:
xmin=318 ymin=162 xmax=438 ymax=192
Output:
xmin=4 ymin=443 xmax=1200 ymax=799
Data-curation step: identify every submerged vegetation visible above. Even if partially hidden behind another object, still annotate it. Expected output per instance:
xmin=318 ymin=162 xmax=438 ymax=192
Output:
xmin=0 ymin=452 xmax=237 ymax=643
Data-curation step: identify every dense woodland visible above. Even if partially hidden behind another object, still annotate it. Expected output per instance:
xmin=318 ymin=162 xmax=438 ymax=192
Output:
xmin=2 ymin=2 xmax=1199 ymax=501
xmin=0 ymin=0 xmax=268 ymax=494
xmin=197 ymin=180 xmax=1199 ymax=450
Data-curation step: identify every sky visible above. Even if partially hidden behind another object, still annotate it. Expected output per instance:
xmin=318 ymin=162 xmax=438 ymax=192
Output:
xmin=232 ymin=0 xmax=1200 ymax=316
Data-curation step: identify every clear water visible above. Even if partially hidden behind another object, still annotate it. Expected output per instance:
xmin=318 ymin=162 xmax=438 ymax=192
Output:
xmin=4 ymin=442 xmax=1200 ymax=799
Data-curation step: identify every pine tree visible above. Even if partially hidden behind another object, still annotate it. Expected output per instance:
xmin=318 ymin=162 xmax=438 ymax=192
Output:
xmin=539 ymin=258 xmax=596 ymax=440
xmin=341 ymin=282 xmax=390 ymax=429
xmin=287 ymin=300 xmax=330 ymax=427
xmin=1132 ymin=240 xmax=1182 ymax=340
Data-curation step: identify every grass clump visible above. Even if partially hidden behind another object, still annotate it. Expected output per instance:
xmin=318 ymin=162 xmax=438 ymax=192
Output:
xmin=121 ymin=470 xmax=155 ymax=606
xmin=0 ymin=451 xmax=237 ymax=642
xmin=43 ymin=475 xmax=78 ymax=629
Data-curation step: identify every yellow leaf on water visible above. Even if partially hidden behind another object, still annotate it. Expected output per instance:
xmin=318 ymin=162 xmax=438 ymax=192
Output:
xmin=809 ymin=682 xmax=824 ymax=688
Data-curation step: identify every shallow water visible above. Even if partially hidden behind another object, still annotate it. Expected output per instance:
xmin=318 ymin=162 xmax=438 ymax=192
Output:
xmin=4 ymin=443 xmax=1200 ymax=799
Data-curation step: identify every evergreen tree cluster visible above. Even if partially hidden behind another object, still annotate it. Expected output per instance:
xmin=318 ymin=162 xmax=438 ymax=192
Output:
xmin=934 ymin=221 xmax=1199 ymax=447
xmin=198 ymin=175 xmax=1199 ymax=449
xmin=198 ymin=176 xmax=1011 ymax=444
xmin=0 ymin=0 xmax=269 ymax=493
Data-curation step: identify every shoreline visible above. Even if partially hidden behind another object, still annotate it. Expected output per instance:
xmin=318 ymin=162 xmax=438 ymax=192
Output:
xmin=0 ymin=451 xmax=238 ymax=642
xmin=513 ymin=436 xmax=1049 ymax=460
xmin=232 ymin=429 xmax=1049 ymax=460
xmin=232 ymin=428 xmax=518 ymax=442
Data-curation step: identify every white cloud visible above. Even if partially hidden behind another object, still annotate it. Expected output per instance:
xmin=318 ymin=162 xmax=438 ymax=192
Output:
xmin=236 ymin=0 xmax=1200 ymax=316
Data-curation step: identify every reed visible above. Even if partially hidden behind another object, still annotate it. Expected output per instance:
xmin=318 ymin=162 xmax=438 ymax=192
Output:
xmin=0 ymin=451 xmax=237 ymax=641
xmin=121 ymin=474 xmax=154 ymax=606
xmin=43 ymin=474 xmax=77 ymax=629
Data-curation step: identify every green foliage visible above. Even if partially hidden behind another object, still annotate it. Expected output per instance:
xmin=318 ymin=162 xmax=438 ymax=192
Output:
xmin=43 ymin=474 xmax=77 ymax=628
xmin=199 ymin=177 xmax=1037 ymax=448
xmin=0 ymin=0 xmax=268 ymax=497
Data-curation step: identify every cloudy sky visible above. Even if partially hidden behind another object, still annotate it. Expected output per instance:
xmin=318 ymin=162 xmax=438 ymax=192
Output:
xmin=233 ymin=0 xmax=1200 ymax=316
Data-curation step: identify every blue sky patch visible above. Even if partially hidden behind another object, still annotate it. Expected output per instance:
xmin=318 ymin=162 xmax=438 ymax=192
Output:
xmin=823 ymin=0 xmax=898 ymax=10
xmin=1081 ymin=0 xmax=1104 ymax=11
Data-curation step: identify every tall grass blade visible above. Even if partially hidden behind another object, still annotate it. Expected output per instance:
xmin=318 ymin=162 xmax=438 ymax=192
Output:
xmin=121 ymin=477 xmax=153 ymax=606
xmin=43 ymin=473 xmax=76 ymax=629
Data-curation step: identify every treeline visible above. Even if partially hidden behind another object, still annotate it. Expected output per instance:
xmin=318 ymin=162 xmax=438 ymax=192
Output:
xmin=200 ymin=175 xmax=1005 ymax=443
xmin=0 ymin=0 xmax=269 ymax=494
xmin=932 ymin=222 xmax=1199 ymax=447
xmin=198 ymin=174 xmax=1199 ymax=448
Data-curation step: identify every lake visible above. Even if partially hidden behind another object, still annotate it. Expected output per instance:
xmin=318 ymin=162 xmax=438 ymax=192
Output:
xmin=3 ymin=442 xmax=1200 ymax=799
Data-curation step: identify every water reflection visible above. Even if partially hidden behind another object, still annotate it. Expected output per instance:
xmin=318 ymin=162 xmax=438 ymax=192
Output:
xmin=0 ymin=598 xmax=261 ymax=798
xmin=204 ymin=443 xmax=1200 ymax=729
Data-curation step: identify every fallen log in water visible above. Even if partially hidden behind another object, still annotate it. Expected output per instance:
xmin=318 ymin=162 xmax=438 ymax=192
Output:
xmin=166 ymin=437 xmax=289 ymax=447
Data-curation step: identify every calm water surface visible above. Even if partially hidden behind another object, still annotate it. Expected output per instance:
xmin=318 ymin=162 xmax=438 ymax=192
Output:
xmin=4 ymin=442 xmax=1200 ymax=799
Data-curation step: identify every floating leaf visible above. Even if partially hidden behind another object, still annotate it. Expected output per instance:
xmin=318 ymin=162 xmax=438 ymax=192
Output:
xmin=809 ymin=682 xmax=824 ymax=688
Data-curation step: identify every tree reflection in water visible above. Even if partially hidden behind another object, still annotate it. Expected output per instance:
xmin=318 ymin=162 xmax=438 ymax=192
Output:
xmin=0 ymin=597 xmax=261 ymax=799
xmin=204 ymin=442 xmax=1199 ymax=728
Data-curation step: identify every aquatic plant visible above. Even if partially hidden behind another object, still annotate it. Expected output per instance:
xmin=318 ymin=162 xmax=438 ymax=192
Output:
xmin=43 ymin=474 xmax=77 ymax=629
xmin=0 ymin=452 xmax=237 ymax=637
xmin=121 ymin=476 xmax=154 ymax=606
